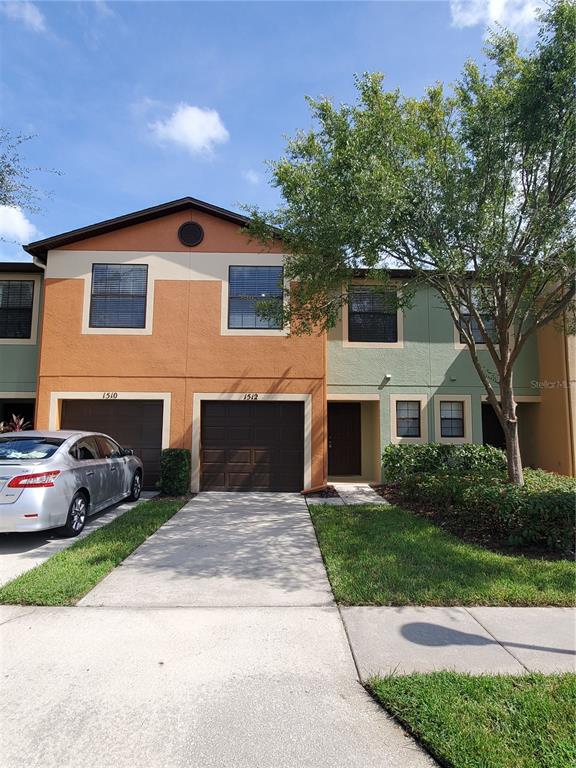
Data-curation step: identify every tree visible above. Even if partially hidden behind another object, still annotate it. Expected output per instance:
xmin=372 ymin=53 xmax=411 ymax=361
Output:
xmin=0 ymin=129 xmax=59 ymax=240
xmin=247 ymin=1 xmax=576 ymax=485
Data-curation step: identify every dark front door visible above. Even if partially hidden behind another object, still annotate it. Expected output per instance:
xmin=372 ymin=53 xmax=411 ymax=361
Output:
xmin=328 ymin=402 xmax=361 ymax=476
xmin=60 ymin=399 xmax=163 ymax=489
xmin=481 ymin=403 xmax=506 ymax=450
xmin=201 ymin=400 xmax=304 ymax=491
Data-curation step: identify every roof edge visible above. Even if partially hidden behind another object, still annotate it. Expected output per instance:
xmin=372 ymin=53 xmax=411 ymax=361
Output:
xmin=24 ymin=197 xmax=253 ymax=261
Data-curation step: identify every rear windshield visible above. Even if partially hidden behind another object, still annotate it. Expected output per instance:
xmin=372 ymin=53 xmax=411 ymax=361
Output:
xmin=0 ymin=437 xmax=64 ymax=461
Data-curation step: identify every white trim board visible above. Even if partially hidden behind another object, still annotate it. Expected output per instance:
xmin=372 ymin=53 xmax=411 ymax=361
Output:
xmin=480 ymin=395 xmax=541 ymax=403
xmin=0 ymin=392 xmax=36 ymax=398
xmin=327 ymin=393 xmax=380 ymax=401
xmin=48 ymin=391 xmax=172 ymax=448
xmin=191 ymin=392 xmax=313 ymax=493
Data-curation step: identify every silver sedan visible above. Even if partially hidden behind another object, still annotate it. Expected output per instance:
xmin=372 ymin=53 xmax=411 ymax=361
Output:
xmin=0 ymin=431 xmax=144 ymax=536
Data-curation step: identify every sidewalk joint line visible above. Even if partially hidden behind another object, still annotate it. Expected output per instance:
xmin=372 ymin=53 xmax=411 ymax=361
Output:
xmin=463 ymin=607 xmax=530 ymax=673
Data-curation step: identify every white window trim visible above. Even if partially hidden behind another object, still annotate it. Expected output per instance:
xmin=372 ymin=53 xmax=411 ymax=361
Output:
xmin=191 ymin=392 xmax=312 ymax=493
xmin=390 ymin=394 xmax=428 ymax=444
xmin=342 ymin=281 xmax=404 ymax=349
xmin=48 ymin=391 xmax=171 ymax=448
xmin=434 ymin=394 xmax=472 ymax=444
xmin=0 ymin=273 xmax=41 ymax=346
xmin=82 ymin=263 xmax=154 ymax=336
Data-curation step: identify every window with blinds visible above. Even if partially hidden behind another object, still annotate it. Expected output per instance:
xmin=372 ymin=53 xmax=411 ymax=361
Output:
xmin=228 ymin=266 xmax=283 ymax=329
xmin=440 ymin=401 xmax=465 ymax=437
xmin=459 ymin=311 xmax=496 ymax=344
xmin=89 ymin=264 xmax=148 ymax=329
xmin=0 ymin=280 xmax=34 ymax=339
xmin=348 ymin=286 xmax=398 ymax=343
xmin=396 ymin=400 xmax=421 ymax=438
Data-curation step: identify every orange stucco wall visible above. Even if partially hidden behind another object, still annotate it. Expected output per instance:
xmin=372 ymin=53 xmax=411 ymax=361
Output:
xmin=59 ymin=209 xmax=283 ymax=253
xmin=531 ymin=322 xmax=575 ymax=476
xmin=35 ymin=210 xmax=327 ymax=488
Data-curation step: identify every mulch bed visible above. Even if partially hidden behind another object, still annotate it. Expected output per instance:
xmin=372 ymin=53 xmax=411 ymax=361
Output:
xmin=371 ymin=484 xmax=569 ymax=561
xmin=305 ymin=485 xmax=340 ymax=499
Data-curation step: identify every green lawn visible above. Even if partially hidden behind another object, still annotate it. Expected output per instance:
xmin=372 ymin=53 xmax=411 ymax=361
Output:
xmin=0 ymin=496 xmax=187 ymax=606
xmin=309 ymin=504 xmax=575 ymax=605
xmin=369 ymin=672 xmax=576 ymax=768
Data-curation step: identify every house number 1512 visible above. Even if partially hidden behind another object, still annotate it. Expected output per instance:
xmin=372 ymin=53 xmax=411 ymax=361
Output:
xmin=242 ymin=393 xmax=259 ymax=400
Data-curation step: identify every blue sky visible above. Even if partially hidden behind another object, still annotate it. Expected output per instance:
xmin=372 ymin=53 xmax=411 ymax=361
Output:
xmin=0 ymin=0 xmax=542 ymax=261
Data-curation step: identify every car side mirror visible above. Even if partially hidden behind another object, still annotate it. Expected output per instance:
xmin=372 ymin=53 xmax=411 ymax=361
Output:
xmin=122 ymin=448 xmax=134 ymax=456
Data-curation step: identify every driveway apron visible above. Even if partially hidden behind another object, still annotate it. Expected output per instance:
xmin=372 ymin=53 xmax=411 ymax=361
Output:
xmin=1 ymin=492 xmax=433 ymax=767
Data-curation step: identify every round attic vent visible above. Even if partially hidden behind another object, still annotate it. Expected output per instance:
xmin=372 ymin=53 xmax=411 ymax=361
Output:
xmin=178 ymin=221 xmax=204 ymax=247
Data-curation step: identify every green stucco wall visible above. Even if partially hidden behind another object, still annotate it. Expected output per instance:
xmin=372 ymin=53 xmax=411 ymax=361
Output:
xmin=0 ymin=276 xmax=41 ymax=396
xmin=327 ymin=284 xmax=539 ymax=467
xmin=0 ymin=345 xmax=39 ymax=393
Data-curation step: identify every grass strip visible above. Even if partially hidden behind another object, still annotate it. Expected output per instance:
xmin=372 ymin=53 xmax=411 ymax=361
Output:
xmin=0 ymin=496 xmax=187 ymax=606
xmin=309 ymin=503 xmax=575 ymax=606
xmin=369 ymin=672 xmax=576 ymax=768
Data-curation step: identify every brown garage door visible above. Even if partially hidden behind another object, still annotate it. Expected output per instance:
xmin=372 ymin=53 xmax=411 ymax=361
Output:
xmin=60 ymin=400 xmax=163 ymax=490
xmin=201 ymin=401 xmax=304 ymax=491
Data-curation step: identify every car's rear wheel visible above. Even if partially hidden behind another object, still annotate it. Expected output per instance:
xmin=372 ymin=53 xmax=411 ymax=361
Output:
xmin=62 ymin=492 xmax=88 ymax=537
xmin=128 ymin=471 xmax=142 ymax=501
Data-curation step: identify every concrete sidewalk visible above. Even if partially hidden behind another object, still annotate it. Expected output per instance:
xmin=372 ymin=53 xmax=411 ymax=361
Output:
xmin=1 ymin=493 xmax=434 ymax=768
xmin=342 ymin=606 xmax=576 ymax=678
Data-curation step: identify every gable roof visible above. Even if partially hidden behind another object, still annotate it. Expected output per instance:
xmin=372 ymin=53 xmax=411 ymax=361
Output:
xmin=24 ymin=197 xmax=252 ymax=262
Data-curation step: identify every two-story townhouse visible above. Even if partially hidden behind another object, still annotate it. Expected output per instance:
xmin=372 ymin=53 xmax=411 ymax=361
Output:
xmin=0 ymin=262 xmax=43 ymax=427
xmin=22 ymin=196 xmax=574 ymax=488
xmin=326 ymin=276 xmax=549 ymax=482
xmin=24 ymin=198 xmax=327 ymax=491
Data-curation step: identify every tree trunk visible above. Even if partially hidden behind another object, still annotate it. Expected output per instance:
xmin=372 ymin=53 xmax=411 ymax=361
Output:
xmin=500 ymin=380 xmax=524 ymax=485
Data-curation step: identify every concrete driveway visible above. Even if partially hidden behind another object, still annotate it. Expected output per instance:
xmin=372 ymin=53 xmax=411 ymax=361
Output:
xmin=79 ymin=492 xmax=334 ymax=607
xmin=0 ymin=492 xmax=433 ymax=768
xmin=0 ymin=492 xmax=158 ymax=587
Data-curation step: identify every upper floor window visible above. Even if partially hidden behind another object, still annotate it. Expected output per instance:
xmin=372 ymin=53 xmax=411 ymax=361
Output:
xmin=228 ymin=266 xmax=283 ymax=329
xmin=0 ymin=280 xmax=34 ymax=339
xmin=348 ymin=285 xmax=398 ymax=343
xmin=89 ymin=264 xmax=148 ymax=329
xmin=459 ymin=309 xmax=496 ymax=344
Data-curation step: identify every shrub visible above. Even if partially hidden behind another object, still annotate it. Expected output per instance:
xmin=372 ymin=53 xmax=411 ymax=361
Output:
xmin=158 ymin=448 xmax=191 ymax=496
xmin=391 ymin=466 xmax=575 ymax=553
xmin=382 ymin=443 xmax=507 ymax=483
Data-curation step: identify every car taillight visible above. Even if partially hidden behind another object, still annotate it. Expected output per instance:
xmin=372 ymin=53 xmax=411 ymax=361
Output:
xmin=7 ymin=471 xmax=60 ymax=488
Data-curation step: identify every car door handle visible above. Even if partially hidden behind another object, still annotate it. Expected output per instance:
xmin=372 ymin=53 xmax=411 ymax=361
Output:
xmin=110 ymin=466 xmax=117 ymax=472
xmin=86 ymin=471 xmax=95 ymax=477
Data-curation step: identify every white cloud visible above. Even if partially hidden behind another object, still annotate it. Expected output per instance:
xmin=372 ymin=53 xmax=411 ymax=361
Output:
xmin=0 ymin=206 xmax=38 ymax=243
xmin=450 ymin=0 xmax=543 ymax=33
xmin=92 ymin=0 xmax=115 ymax=17
xmin=0 ymin=1 xmax=46 ymax=33
xmin=243 ymin=169 xmax=261 ymax=185
xmin=149 ymin=104 xmax=229 ymax=156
